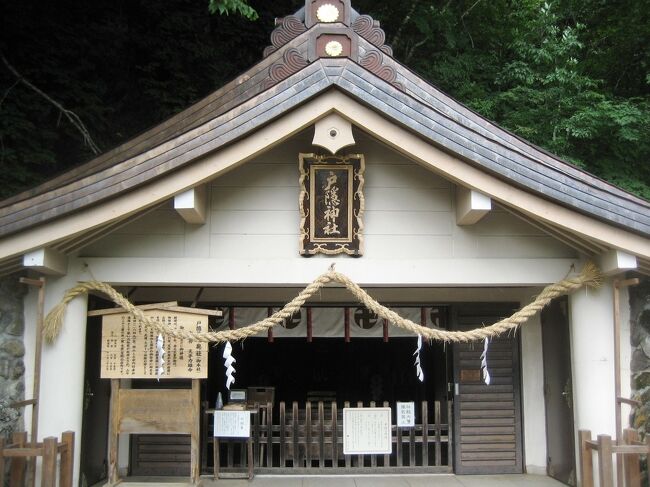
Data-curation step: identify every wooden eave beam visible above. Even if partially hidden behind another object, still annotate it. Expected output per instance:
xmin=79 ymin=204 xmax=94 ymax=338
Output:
xmin=22 ymin=247 xmax=67 ymax=276
xmin=174 ymin=186 xmax=207 ymax=225
xmin=456 ymin=187 xmax=491 ymax=225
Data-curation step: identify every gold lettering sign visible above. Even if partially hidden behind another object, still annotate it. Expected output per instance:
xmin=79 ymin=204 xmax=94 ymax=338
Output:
xmin=100 ymin=309 xmax=208 ymax=379
xmin=299 ymin=153 xmax=365 ymax=256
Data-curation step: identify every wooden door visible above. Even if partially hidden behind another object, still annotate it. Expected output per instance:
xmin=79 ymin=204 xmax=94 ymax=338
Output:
xmin=541 ymin=298 xmax=576 ymax=485
xmin=452 ymin=303 xmax=523 ymax=474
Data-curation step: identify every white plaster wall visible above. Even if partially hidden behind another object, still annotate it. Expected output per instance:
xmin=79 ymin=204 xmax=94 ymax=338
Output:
xmin=81 ymin=131 xmax=577 ymax=266
xmin=569 ymin=278 xmax=616 ymax=485
xmin=520 ymin=309 xmax=548 ymax=475
xmin=23 ymin=260 xmax=90 ymax=486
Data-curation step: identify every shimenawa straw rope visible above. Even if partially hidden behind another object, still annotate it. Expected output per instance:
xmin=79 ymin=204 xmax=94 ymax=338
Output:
xmin=43 ymin=262 xmax=601 ymax=344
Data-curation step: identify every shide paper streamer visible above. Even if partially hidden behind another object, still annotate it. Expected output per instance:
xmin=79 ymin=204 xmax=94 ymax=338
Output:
xmin=156 ymin=334 xmax=165 ymax=381
xmin=223 ymin=341 xmax=237 ymax=390
xmin=413 ymin=335 xmax=424 ymax=382
xmin=480 ymin=337 xmax=491 ymax=385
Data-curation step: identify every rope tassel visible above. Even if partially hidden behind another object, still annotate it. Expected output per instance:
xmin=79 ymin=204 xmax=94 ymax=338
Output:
xmin=43 ymin=262 xmax=602 ymax=345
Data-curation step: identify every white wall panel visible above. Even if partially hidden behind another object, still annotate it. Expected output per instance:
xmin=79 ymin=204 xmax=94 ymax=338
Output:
xmin=81 ymin=132 xmax=577 ymax=264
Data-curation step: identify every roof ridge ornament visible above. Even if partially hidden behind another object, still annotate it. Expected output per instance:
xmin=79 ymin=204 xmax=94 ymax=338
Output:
xmin=263 ymin=15 xmax=307 ymax=58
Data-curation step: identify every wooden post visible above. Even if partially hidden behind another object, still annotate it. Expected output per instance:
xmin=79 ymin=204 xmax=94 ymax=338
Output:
xmin=579 ymin=430 xmax=594 ymax=487
xmin=59 ymin=431 xmax=75 ymax=487
xmin=19 ymin=276 xmax=45 ymax=487
xmin=10 ymin=431 xmax=26 ymax=487
xmin=623 ymin=429 xmax=641 ymax=487
xmin=267 ymin=307 xmax=274 ymax=343
xmin=191 ymin=379 xmax=200 ymax=484
xmin=307 ymin=307 xmax=313 ymax=343
xmin=107 ymin=379 xmax=120 ymax=486
xmin=613 ymin=278 xmax=639 ymax=487
xmin=0 ymin=437 xmax=5 ymax=483
xmin=331 ymin=402 xmax=338 ymax=467
xmin=266 ymin=402 xmax=273 ymax=468
xmin=344 ymin=307 xmax=350 ymax=343
xmin=383 ymin=318 xmax=388 ymax=343
xmin=597 ymin=434 xmax=614 ymax=487
xmin=279 ymin=401 xmax=286 ymax=467
xmin=41 ymin=437 xmax=57 ymax=487
xmin=213 ymin=438 xmax=220 ymax=479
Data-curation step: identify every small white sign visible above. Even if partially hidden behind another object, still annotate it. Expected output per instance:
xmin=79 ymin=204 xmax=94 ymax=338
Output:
xmin=343 ymin=407 xmax=392 ymax=455
xmin=396 ymin=402 xmax=415 ymax=428
xmin=213 ymin=410 xmax=251 ymax=438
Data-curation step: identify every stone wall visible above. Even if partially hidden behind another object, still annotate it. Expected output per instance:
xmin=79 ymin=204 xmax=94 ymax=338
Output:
xmin=0 ymin=274 xmax=25 ymax=439
xmin=630 ymin=276 xmax=650 ymax=485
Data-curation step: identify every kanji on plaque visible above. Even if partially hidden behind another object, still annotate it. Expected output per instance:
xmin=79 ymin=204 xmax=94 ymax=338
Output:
xmin=100 ymin=309 xmax=209 ymax=379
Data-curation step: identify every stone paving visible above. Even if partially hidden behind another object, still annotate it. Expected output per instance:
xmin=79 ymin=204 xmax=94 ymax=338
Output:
xmin=108 ymin=474 xmax=565 ymax=487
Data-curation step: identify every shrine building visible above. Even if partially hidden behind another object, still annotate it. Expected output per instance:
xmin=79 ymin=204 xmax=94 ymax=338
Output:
xmin=0 ymin=1 xmax=649 ymax=486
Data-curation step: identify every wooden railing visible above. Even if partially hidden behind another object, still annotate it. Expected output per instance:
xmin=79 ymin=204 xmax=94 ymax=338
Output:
xmin=579 ymin=429 xmax=649 ymax=487
xmin=0 ymin=431 xmax=74 ymax=487
xmin=207 ymin=400 xmax=451 ymax=476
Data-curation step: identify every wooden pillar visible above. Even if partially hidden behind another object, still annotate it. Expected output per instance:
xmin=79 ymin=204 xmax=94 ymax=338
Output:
xmin=108 ymin=379 xmax=120 ymax=486
xmin=19 ymin=276 xmax=45 ymax=487
xmin=344 ymin=307 xmax=350 ymax=343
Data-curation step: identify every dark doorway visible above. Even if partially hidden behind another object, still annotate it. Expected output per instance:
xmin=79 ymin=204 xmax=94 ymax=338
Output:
xmin=541 ymin=297 xmax=575 ymax=485
xmin=79 ymin=315 xmax=111 ymax=487
xmin=452 ymin=303 xmax=523 ymax=475
xmin=207 ymin=337 xmax=448 ymax=408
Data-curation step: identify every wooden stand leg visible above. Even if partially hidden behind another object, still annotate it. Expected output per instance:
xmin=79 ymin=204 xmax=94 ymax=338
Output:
xmin=579 ymin=430 xmax=594 ymax=487
xmin=108 ymin=379 xmax=120 ymax=486
xmin=59 ymin=431 xmax=75 ymax=487
xmin=214 ymin=438 xmax=220 ymax=480
xmin=247 ymin=438 xmax=253 ymax=481
xmin=191 ymin=379 xmax=200 ymax=484
xmin=41 ymin=437 xmax=57 ymax=487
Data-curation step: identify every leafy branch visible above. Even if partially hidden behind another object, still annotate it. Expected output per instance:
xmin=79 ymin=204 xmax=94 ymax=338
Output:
xmin=0 ymin=51 xmax=100 ymax=155
xmin=208 ymin=0 xmax=258 ymax=20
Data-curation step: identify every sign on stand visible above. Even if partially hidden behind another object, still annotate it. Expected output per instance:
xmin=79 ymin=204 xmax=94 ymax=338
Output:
xmin=213 ymin=411 xmax=251 ymax=438
xmin=343 ymin=407 xmax=392 ymax=455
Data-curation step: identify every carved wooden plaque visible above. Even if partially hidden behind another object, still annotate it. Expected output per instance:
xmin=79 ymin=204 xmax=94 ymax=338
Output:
xmin=101 ymin=309 xmax=209 ymax=379
xmin=299 ymin=153 xmax=364 ymax=256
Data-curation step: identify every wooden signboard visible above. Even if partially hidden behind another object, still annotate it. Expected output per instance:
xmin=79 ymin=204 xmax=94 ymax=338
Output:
xmin=100 ymin=308 xmax=211 ymax=379
xmin=299 ymin=153 xmax=365 ymax=256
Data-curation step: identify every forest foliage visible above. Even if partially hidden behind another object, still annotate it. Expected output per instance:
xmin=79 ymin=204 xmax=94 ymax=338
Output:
xmin=0 ymin=0 xmax=648 ymax=199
